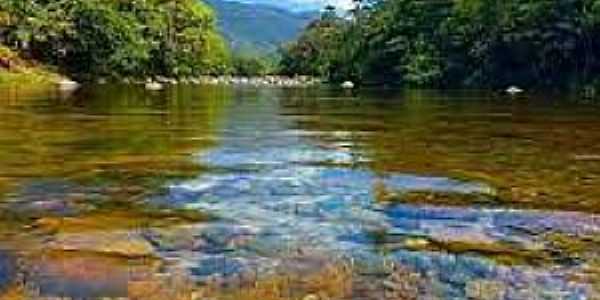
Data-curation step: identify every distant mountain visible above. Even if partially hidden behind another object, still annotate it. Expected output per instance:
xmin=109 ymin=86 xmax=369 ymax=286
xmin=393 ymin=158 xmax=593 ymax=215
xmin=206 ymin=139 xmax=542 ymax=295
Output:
xmin=205 ymin=0 xmax=319 ymax=53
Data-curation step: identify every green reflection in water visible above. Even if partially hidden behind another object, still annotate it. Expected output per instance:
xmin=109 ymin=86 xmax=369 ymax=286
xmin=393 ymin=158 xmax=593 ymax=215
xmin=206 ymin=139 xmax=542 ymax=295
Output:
xmin=0 ymin=84 xmax=231 ymax=201
xmin=280 ymin=89 xmax=600 ymax=212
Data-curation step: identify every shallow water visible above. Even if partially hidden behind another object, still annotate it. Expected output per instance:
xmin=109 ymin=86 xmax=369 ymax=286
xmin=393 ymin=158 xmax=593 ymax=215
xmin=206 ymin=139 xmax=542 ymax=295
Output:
xmin=0 ymin=85 xmax=599 ymax=299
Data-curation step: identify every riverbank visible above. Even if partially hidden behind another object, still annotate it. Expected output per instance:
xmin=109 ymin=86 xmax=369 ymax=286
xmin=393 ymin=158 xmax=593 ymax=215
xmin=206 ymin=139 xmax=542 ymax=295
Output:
xmin=112 ymin=75 xmax=323 ymax=88
xmin=0 ymin=44 xmax=322 ymax=88
xmin=0 ymin=72 xmax=323 ymax=89
xmin=0 ymin=46 xmax=65 ymax=85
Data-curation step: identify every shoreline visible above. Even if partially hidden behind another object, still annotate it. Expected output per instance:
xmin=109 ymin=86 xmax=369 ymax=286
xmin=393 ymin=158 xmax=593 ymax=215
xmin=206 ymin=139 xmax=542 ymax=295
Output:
xmin=1 ymin=72 xmax=597 ymax=99
xmin=115 ymin=75 xmax=323 ymax=88
xmin=0 ymin=73 xmax=324 ymax=89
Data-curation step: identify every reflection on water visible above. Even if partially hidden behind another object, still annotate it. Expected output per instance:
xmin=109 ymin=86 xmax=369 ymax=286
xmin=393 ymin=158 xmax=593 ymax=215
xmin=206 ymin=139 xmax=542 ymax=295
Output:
xmin=0 ymin=85 xmax=599 ymax=299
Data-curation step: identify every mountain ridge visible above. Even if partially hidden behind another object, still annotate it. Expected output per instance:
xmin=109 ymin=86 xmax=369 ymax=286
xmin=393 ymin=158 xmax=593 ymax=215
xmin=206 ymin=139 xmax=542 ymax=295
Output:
xmin=205 ymin=0 xmax=319 ymax=53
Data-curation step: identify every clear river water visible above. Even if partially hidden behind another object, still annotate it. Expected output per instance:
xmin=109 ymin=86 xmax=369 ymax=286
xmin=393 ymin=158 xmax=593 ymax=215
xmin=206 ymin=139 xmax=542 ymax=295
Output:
xmin=0 ymin=84 xmax=599 ymax=299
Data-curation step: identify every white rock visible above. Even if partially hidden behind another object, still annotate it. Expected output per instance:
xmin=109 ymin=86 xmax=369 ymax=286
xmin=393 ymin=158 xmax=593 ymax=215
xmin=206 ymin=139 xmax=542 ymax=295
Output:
xmin=155 ymin=76 xmax=169 ymax=84
xmin=341 ymin=81 xmax=355 ymax=89
xmin=57 ymin=79 xmax=80 ymax=91
xmin=506 ymin=86 xmax=523 ymax=94
xmin=145 ymin=81 xmax=164 ymax=91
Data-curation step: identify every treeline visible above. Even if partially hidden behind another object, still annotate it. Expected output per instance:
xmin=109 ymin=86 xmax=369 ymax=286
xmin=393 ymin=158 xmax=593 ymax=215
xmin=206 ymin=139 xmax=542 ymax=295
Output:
xmin=280 ymin=0 xmax=600 ymax=90
xmin=0 ymin=0 xmax=231 ymax=79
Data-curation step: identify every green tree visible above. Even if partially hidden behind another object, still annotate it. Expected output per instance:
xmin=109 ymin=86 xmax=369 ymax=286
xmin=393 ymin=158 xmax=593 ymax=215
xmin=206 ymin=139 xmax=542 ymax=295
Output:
xmin=0 ymin=0 xmax=230 ymax=79
xmin=279 ymin=5 xmax=346 ymax=78
xmin=282 ymin=0 xmax=600 ymax=90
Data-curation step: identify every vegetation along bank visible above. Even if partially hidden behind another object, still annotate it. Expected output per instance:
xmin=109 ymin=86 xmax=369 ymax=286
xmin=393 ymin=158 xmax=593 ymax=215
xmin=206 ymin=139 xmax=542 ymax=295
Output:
xmin=2 ymin=0 xmax=600 ymax=94
xmin=280 ymin=0 xmax=600 ymax=93
xmin=0 ymin=0 xmax=231 ymax=82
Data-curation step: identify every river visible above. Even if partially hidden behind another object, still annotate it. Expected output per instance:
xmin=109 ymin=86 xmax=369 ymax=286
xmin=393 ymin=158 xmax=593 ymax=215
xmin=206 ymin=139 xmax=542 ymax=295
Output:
xmin=0 ymin=84 xmax=598 ymax=299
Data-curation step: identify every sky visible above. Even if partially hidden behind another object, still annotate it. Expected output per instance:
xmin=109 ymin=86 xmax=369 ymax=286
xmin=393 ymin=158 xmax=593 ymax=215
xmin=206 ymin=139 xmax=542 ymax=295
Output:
xmin=230 ymin=0 xmax=355 ymax=11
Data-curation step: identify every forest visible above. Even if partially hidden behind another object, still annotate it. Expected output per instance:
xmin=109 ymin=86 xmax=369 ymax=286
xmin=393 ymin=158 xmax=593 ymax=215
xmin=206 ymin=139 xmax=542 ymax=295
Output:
xmin=280 ymin=0 xmax=600 ymax=91
xmin=0 ymin=0 xmax=231 ymax=79
xmin=2 ymin=0 xmax=600 ymax=91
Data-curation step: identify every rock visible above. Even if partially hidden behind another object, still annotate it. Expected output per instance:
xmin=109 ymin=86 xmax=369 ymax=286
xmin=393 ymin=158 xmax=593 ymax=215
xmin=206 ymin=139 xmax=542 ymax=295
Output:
xmin=341 ymin=81 xmax=355 ymax=89
xmin=465 ymin=280 xmax=506 ymax=300
xmin=57 ymin=79 xmax=80 ymax=91
xmin=155 ymin=76 xmax=169 ymax=84
xmin=145 ymin=81 xmax=164 ymax=91
xmin=22 ymin=249 xmax=163 ymax=300
xmin=403 ymin=237 xmax=430 ymax=249
xmin=49 ymin=231 xmax=156 ymax=258
xmin=505 ymin=86 xmax=523 ymax=95
xmin=384 ymin=266 xmax=422 ymax=299
xmin=382 ymin=280 xmax=404 ymax=291
xmin=142 ymin=226 xmax=207 ymax=252
xmin=303 ymin=294 xmax=319 ymax=300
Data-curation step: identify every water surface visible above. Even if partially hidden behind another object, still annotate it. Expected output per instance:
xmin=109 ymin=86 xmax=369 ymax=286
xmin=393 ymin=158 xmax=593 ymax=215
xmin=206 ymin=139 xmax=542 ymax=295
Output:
xmin=0 ymin=85 xmax=599 ymax=299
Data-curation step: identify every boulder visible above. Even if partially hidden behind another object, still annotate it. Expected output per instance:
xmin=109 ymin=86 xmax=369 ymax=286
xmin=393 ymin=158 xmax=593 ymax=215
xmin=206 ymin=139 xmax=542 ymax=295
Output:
xmin=145 ymin=81 xmax=164 ymax=91
xmin=341 ymin=81 xmax=354 ymax=89
xmin=57 ymin=79 xmax=80 ymax=91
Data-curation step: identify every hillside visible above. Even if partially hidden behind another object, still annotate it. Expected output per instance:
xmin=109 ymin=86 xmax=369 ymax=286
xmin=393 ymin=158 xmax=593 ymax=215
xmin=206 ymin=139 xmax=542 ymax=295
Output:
xmin=205 ymin=0 xmax=318 ymax=53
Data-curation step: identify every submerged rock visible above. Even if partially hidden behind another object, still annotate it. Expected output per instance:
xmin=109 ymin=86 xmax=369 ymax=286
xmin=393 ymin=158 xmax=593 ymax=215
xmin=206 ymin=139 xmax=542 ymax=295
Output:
xmin=378 ymin=189 xmax=500 ymax=207
xmin=0 ymin=251 xmax=16 ymax=292
xmin=21 ymin=250 xmax=162 ymax=299
xmin=466 ymin=280 xmax=507 ymax=300
xmin=48 ymin=231 xmax=156 ymax=258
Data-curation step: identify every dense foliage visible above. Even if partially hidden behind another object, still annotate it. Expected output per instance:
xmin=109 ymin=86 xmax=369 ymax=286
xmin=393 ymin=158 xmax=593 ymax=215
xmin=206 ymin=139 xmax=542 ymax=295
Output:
xmin=280 ymin=0 xmax=600 ymax=89
xmin=0 ymin=0 xmax=230 ymax=79
xmin=231 ymin=54 xmax=277 ymax=76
